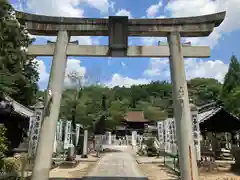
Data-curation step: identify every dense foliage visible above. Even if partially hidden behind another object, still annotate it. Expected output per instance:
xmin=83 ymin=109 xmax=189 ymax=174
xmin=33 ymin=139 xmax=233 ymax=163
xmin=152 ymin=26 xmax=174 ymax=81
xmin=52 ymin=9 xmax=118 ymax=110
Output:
xmin=51 ymin=77 xmax=222 ymax=130
xmin=221 ymin=55 xmax=240 ymax=117
xmin=0 ymin=2 xmax=39 ymax=106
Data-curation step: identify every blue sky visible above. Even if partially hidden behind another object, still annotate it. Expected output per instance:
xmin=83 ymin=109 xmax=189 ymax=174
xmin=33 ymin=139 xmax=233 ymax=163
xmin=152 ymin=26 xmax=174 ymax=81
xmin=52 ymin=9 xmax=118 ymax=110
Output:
xmin=11 ymin=0 xmax=240 ymax=89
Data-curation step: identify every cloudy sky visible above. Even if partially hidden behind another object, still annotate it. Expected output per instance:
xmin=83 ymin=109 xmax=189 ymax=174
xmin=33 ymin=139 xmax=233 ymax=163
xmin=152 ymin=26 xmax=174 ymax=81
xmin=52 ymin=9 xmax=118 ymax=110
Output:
xmin=11 ymin=0 xmax=240 ymax=89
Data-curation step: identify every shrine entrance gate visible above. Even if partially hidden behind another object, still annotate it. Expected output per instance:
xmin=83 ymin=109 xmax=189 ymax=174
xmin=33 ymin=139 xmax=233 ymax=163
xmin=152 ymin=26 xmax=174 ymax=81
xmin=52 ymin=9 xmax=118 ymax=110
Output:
xmin=15 ymin=10 xmax=225 ymax=180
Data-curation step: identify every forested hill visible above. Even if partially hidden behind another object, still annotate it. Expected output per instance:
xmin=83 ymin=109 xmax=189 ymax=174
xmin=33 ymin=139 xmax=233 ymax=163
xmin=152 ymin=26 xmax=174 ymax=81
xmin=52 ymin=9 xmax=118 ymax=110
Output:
xmin=59 ymin=78 xmax=222 ymax=124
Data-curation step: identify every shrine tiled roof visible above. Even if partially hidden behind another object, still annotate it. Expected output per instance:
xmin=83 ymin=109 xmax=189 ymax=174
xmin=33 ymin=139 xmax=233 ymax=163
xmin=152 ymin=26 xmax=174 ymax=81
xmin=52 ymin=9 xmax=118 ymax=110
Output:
xmin=198 ymin=107 xmax=239 ymax=123
xmin=2 ymin=95 xmax=34 ymax=117
xmin=198 ymin=107 xmax=222 ymax=123
xmin=198 ymin=107 xmax=240 ymax=132
xmin=124 ymin=111 xmax=149 ymax=122
xmin=159 ymin=106 xmax=240 ymax=132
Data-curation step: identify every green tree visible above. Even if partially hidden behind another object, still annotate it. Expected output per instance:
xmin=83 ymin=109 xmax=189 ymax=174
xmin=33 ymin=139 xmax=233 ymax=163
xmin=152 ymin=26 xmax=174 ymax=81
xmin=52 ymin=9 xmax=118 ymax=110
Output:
xmin=106 ymin=99 xmax=129 ymax=129
xmin=144 ymin=106 xmax=168 ymax=122
xmin=220 ymin=55 xmax=240 ymax=116
xmin=221 ymin=55 xmax=240 ymax=96
xmin=187 ymin=78 xmax=222 ymax=105
xmin=224 ymin=87 xmax=240 ymax=117
xmin=0 ymin=1 xmax=39 ymax=106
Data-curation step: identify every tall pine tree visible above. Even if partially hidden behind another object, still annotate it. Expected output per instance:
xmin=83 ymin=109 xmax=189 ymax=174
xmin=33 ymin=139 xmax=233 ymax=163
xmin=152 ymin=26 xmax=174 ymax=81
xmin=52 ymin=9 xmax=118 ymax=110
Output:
xmin=221 ymin=55 xmax=240 ymax=117
xmin=0 ymin=0 xmax=39 ymax=106
xmin=221 ymin=55 xmax=240 ymax=96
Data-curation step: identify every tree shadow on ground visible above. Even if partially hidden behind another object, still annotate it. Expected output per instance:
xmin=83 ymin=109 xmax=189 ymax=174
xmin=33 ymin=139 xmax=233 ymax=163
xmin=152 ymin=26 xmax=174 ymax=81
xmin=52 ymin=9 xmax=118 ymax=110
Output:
xmin=157 ymin=164 xmax=180 ymax=178
xmin=101 ymin=148 xmax=123 ymax=153
xmin=229 ymin=164 xmax=240 ymax=176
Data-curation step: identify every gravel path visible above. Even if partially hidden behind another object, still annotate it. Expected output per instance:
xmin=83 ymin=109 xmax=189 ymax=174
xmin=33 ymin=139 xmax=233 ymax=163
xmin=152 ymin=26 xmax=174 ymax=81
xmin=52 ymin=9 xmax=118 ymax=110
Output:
xmin=84 ymin=150 xmax=147 ymax=180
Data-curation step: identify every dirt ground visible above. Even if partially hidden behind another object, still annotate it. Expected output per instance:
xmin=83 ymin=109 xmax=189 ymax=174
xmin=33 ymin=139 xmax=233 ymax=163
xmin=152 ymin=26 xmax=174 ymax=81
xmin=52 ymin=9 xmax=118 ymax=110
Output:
xmin=49 ymin=161 xmax=96 ymax=178
xmin=138 ymin=163 xmax=240 ymax=180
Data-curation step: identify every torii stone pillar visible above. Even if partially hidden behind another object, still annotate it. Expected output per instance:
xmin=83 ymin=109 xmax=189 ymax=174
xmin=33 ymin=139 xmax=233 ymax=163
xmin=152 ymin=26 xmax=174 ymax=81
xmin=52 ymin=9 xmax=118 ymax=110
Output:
xmin=31 ymin=31 xmax=69 ymax=180
xmin=167 ymin=32 xmax=198 ymax=179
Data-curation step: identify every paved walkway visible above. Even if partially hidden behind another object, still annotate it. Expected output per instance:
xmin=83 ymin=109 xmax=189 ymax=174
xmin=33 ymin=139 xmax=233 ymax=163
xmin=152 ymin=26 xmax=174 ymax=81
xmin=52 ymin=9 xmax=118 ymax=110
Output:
xmin=83 ymin=146 xmax=148 ymax=180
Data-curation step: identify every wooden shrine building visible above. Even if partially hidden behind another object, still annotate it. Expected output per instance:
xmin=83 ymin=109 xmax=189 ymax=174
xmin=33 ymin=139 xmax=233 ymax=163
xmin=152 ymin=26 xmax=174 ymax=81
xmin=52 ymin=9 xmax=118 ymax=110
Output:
xmin=197 ymin=103 xmax=240 ymax=159
xmin=0 ymin=94 xmax=33 ymax=155
xmin=198 ymin=104 xmax=240 ymax=133
xmin=116 ymin=111 xmax=150 ymax=136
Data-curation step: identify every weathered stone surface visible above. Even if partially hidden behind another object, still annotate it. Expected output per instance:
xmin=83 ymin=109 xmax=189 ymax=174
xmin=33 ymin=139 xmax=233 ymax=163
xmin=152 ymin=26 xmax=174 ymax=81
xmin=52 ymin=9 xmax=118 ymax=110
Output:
xmin=16 ymin=11 xmax=225 ymax=26
xmin=15 ymin=11 xmax=226 ymax=37
xmin=27 ymin=44 xmax=211 ymax=58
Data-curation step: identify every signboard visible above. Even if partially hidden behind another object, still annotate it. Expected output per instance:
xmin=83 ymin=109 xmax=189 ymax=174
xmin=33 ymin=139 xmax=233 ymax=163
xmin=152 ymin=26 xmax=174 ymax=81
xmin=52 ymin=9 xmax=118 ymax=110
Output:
xmin=28 ymin=108 xmax=43 ymax=156
xmin=56 ymin=120 xmax=63 ymax=141
xmin=163 ymin=118 xmax=177 ymax=155
xmin=53 ymin=132 xmax=57 ymax=153
xmin=164 ymin=119 xmax=170 ymax=153
xmin=191 ymin=110 xmax=201 ymax=160
xmin=157 ymin=121 xmax=164 ymax=144
xmin=64 ymin=121 xmax=72 ymax=149
xmin=95 ymin=135 xmax=103 ymax=151
xmin=76 ymin=124 xmax=81 ymax=146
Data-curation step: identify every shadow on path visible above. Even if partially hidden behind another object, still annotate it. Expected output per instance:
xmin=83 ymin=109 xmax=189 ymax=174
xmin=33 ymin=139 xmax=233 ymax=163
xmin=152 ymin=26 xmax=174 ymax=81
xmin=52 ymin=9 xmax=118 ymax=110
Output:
xmin=101 ymin=148 xmax=123 ymax=153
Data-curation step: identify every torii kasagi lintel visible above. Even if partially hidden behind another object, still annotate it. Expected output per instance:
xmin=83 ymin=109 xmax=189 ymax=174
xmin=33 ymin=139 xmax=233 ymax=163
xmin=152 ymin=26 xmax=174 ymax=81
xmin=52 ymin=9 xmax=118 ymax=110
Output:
xmin=15 ymin=11 xmax=225 ymax=37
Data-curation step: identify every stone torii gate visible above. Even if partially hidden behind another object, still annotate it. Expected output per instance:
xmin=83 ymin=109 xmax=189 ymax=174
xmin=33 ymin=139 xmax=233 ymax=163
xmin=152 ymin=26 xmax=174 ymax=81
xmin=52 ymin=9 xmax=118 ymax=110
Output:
xmin=15 ymin=10 xmax=225 ymax=180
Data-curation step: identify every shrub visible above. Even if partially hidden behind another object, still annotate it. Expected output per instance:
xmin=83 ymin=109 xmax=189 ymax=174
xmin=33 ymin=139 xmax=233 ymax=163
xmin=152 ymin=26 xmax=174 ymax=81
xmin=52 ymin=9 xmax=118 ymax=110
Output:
xmin=3 ymin=157 xmax=19 ymax=173
xmin=0 ymin=125 xmax=8 ymax=170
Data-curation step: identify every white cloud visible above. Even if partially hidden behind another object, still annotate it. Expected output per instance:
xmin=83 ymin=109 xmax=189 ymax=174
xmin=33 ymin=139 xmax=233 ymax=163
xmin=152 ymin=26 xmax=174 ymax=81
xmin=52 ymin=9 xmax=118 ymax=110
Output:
xmin=35 ymin=58 xmax=49 ymax=83
xmin=36 ymin=58 xmax=87 ymax=88
xmin=115 ymin=9 xmax=133 ymax=18
xmin=144 ymin=58 xmax=229 ymax=83
xmin=109 ymin=1 xmax=115 ymax=13
xmin=85 ymin=0 xmax=111 ymax=13
xmin=64 ymin=59 xmax=87 ymax=87
xmin=106 ymin=73 xmax=150 ymax=88
xmin=25 ymin=0 xmax=112 ymax=16
xmin=165 ymin=0 xmax=240 ymax=47
xmin=26 ymin=0 xmax=84 ymax=17
xmin=185 ymin=59 xmax=228 ymax=82
xmin=144 ymin=58 xmax=169 ymax=77
xmin=146 ymin=1 xmax=162 ymax=17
